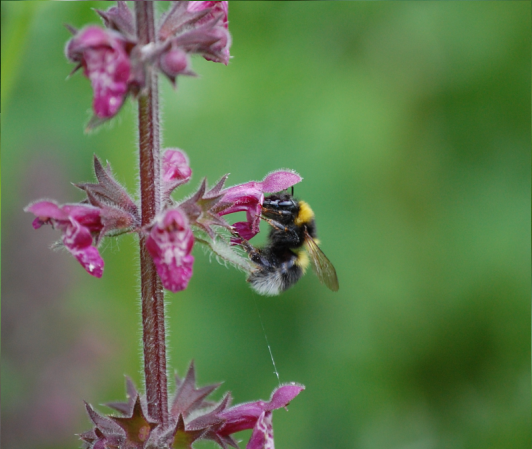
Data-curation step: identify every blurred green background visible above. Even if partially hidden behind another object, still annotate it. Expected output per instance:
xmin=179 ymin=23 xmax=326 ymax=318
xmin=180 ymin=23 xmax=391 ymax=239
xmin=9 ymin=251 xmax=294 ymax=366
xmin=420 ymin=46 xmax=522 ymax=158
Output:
xmin=2 ymin=2 xmax=530 ymax=449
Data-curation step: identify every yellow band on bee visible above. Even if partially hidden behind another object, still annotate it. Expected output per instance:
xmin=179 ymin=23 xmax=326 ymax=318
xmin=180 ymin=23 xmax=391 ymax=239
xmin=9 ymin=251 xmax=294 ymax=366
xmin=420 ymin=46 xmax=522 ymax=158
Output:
xmin=294 ymin=250 xmax=310 ymax=273
xmin=295 ymin=201 xmax=315 ymax=226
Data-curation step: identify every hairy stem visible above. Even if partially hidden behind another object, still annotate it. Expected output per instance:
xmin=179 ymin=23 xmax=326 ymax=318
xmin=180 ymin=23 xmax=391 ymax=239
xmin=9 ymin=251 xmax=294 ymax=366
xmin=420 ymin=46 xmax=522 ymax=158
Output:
xmin=136 ymin=1 xmax=168 ymax=426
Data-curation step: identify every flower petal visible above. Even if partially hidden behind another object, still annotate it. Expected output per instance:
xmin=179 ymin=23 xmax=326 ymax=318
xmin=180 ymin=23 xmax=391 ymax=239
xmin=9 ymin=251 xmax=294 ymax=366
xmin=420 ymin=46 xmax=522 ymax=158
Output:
xmin=261 ymin=171 xmax=302 ymax=194
xmin=72 ymin=245 xmax=105 ymax=278
xmin=63 ymin=218 xmax=94 ymax=250
xmin=25 ymin=201 xmax=66 ymax=225
xmin=246 ymin=411 xmax=274 ymax=449
xmin=264 ymin=384 xmax=305 ymax=412
xmin=232 ymin=221 xmax=255 ymax=241
xmin=63 ymin=205 xmax=105 ymax=231
xmin=218 ymin=384 xmax=304 ymax=436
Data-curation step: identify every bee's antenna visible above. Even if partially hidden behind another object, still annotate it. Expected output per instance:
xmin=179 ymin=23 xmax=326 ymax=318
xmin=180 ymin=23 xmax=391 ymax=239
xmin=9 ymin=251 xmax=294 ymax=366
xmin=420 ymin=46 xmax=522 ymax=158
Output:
xmin=291 ymin=186 xmax=294 ymax=196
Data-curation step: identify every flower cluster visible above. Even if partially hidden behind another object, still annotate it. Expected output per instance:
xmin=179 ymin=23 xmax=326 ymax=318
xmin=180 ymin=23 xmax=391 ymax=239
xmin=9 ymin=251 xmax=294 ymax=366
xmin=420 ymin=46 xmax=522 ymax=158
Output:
xmin=65 ymin=1 xmax=231 ymax=126
xmin=26 ymin=151 xmax=301 ymax=292
xmin=26 ymin=1 xmax=303 ymax=291
xmin=80 ymin=363 xmax=304 ymax=449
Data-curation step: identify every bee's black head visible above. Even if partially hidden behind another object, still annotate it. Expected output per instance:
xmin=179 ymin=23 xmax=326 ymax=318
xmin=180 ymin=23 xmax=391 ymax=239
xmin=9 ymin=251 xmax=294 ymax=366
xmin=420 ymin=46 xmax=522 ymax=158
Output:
xmin=262 ymin=194 xmax=299 ymax=222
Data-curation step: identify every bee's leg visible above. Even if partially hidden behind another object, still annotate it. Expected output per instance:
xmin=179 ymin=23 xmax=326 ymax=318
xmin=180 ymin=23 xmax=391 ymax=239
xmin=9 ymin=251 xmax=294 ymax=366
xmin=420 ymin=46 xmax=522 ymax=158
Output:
xmin=234 ymin=236 xmax=273 ymax=269
xmin=260 ymin=217 xmax=285 ymax=231
xmin=260 ymin=217 xmax=298 ymax=239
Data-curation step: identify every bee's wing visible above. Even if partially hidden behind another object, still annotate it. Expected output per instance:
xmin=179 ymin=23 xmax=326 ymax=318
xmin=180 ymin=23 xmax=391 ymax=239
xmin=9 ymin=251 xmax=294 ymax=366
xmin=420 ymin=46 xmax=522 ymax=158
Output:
xmin=304 ymin=229 xmax=339 ymax=292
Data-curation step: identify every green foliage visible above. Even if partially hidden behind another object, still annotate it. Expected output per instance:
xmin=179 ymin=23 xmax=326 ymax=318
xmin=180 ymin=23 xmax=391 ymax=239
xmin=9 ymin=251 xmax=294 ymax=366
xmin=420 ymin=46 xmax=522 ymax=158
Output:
xmin=2 ymin=2 xmax=530 ymax=449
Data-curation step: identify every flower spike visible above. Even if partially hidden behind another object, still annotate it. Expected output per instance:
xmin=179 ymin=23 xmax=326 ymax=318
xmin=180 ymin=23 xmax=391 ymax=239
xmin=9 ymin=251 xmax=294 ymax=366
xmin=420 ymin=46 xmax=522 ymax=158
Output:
xmin=41 ymin=5 xmax=309 ymax=449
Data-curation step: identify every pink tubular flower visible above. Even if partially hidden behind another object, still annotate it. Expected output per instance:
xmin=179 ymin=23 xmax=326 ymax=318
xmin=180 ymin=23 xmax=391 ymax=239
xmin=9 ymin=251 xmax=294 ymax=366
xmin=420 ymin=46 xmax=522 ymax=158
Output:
xmin=219 ymin=171 xmax=302 ymax=241
xmin=146 ymin=208 xmax=194 ymax=293
xmin=162 ymin=149 xmax=192 ymax=191
xmin=188 ymin=2 xmax=228 ymax=29
xmin=25 ymin=201 xmax=105 ymax=277
xmin=65 ymin=26 xmax=131 ymax=118
xmin=187 ymin=1 xmax=230 ymax=65
xmin=247 ymin=411 xmax=274 ymax=449
xmin=218 ymin=383 xmax=305 ymax=447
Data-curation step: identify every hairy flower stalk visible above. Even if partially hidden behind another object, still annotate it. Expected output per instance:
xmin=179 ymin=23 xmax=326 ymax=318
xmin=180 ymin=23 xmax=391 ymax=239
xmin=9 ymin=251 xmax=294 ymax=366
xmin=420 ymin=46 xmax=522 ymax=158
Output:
xmin=27 ymin=2 xmax=306 ymax=447
xmin=136 ymin=1 xmax=169 ymax=427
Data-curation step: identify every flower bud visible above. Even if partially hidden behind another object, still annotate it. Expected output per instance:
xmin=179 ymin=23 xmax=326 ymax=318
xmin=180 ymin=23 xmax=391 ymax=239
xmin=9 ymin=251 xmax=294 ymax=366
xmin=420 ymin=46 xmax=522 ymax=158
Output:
xmin=163 ymin=149 xmax=192 ymax=184
xmin=159 ymin=46 xmax=190 ymax=81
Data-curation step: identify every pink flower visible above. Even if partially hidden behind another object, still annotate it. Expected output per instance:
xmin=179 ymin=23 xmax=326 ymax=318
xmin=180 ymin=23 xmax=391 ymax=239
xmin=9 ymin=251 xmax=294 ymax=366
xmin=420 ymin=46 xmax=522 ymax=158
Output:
xmin=65 ymin=26 xmax=131 ymax=118
xmin=188 ymin=2 xmax=229 ymax=29
xmin=25 ymin=201 xmax=105 ymax=277
xmin=146 ymin=209 xmax=194 ymax=293
xmin=218 ymin=384 xmax=305 ymax=447
xmin=186 ymin=1 xmax=231 ymax=65
xmin=219 ymin=171 xmax=302 ymax=241
xmin=247 ymin=411 xmax=274 ymax=449
xmin=162 ymin=149 xmax=192 ymax=188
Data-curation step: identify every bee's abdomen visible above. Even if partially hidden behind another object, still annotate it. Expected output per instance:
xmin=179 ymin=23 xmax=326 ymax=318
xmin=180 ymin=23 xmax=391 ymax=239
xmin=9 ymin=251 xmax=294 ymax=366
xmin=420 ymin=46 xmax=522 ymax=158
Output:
xmin=247 ymin=249 xmax=303 ymax=296
xmin=248 ymin=264 xmax=303 ymax=296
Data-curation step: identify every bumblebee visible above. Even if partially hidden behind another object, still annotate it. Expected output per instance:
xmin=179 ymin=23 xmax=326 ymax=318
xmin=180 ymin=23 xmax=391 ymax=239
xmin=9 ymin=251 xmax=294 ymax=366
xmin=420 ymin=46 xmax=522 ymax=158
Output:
xmin=238 ymin=193 xmax=339 ymax=296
